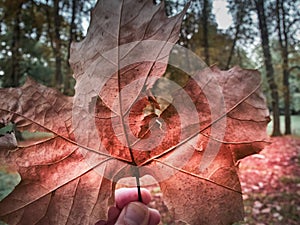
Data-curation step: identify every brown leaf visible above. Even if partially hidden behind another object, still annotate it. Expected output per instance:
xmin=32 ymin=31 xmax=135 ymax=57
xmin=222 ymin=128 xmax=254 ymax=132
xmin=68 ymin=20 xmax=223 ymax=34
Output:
xmin=0 ymin=0 xmax=270 ymax=224
xmin=0 ymin=0 xmax=187 ymax=224
xmin=0 ymin=133 xmax=17 ymax=151
xmin=0 ymin=122 xmax=17 ymax=151
xmin=144 ymin=66 xmax=270 ymax=224
xmin=0 ymin=78 xmax=115 ymax=224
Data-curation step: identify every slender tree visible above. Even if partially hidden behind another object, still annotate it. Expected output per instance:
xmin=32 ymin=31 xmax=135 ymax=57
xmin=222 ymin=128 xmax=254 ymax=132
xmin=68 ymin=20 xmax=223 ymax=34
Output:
xmin=43 ymin=0 xmax=65 ymax=90
xmin=2 ymin=1 xmax=24 ymax=87
xmin=275 ymin=0 xmax=300 ymax=134
xmin=64 ymin=0 xmax=78 ymax=95
xmin=226 ymin=0 xmax=247 ymax=69
xmin=53 ymin=0 xmax=63 ymax=89
xmin=275 ymin=0 xmax=290 ymax=134
xmin=202 ymin=0 xmax=210 ymax=65
xmin=11 ymin=1 xmax=23 ymax=87
xmin=253 ymin=0 xmax=281 ymax=136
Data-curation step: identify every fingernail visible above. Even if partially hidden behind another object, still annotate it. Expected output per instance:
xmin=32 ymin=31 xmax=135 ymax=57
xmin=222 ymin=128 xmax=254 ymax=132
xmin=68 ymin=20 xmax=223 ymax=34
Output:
xmin=124 ymin=202 xmax=148 ymax=225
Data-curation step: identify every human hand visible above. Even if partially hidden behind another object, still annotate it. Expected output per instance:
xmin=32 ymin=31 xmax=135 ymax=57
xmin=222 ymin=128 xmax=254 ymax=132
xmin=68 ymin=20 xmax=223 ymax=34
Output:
xmin=96 ymin=188 xmax=161 ymax=225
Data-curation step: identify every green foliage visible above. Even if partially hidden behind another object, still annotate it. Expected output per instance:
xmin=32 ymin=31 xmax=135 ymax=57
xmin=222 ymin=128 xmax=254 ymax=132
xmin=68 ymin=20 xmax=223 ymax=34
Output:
xmin=0 ymin=0 xmax=94 ymax=93
xmin=0 ymin=1 xmax=52 ymax=87
xmin=0 ymin=122 xmax=15 ymax=136
xmin=0 ymin=167 xmax=21 ymax=202
xmin=255 ymin=38 xmax=300 ymax=113
xmin=189 ymin=23 xmax=253 ymax=69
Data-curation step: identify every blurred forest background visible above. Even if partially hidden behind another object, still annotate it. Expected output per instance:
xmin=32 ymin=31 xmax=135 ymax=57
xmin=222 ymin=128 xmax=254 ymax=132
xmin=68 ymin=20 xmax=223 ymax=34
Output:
xmin=0 ymin=0 xmax=299 ymax=136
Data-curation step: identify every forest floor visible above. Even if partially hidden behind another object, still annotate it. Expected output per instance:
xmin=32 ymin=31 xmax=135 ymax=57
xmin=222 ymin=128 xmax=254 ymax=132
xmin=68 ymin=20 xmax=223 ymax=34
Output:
xmin=148 ymin=136 xmax=300 ymax=225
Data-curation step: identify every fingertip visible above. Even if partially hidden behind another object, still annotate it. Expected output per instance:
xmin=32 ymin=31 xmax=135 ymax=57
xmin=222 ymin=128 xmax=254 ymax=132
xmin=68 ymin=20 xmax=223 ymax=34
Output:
xmin=107 ymin=206 xmax=120 ymax=221
xmin=115 ymin=188 xmax=152 ymax=209
xmin=140 ymin=188 xmax=152 ymax=204
xmin=149 ymin=208 xmax=161 ymax=225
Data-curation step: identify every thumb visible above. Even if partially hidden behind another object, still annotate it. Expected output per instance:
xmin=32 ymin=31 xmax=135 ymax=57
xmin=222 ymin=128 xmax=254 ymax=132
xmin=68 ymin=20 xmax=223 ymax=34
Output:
xmin=115 ymin=202 xmax=150 ymax=225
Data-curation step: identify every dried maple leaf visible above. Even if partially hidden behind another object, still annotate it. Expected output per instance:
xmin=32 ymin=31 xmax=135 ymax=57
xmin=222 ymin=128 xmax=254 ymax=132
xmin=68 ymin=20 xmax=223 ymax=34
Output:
xmin=0 ymin=0 xmax=270 ymax=224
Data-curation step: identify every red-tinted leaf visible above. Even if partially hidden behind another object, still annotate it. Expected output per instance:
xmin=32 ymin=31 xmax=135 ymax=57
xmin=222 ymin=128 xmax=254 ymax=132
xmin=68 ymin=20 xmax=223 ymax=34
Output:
xmin=0 ymin=0 xmax=270 ymax=224
xmin=0 ymin=78 xmax=115 ymax=224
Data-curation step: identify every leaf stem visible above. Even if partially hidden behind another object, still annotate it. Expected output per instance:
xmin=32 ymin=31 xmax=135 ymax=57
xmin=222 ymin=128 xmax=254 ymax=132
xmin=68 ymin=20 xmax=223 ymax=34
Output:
xmin=116 ymin=0 xmax=142 ymax=202
xmin=134 ymin=167 xmax=143 ymax=202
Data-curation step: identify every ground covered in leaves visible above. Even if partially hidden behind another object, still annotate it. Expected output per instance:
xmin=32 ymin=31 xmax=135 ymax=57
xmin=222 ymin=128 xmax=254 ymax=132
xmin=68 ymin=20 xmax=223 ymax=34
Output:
xmin=148 ymin=136 xmax=300 ymax=225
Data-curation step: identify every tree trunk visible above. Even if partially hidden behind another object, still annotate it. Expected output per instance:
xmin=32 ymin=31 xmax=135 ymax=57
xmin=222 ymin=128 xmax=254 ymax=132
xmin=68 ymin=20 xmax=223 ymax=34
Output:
xmin=254 ymin=0 xmax=281 ymax=136
xmin=283 ymin=66 xmax=291 ymax=135
xmin=226 ymin=23 xmax=240 ymax=70
xmin=276 ymin=0 xmax=291 ymax=134
xmin=5 ymin=1 xmax=23 ymax=87
xmin=53 ymin=0 xmax=63 ymax=90
xmin=202 ymin=0 xmax=210 ymax=65
xmin=226 ymin=1 xmax=246 ymax=70
xmin=65 ymin=0 xmax=77 ymax=95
